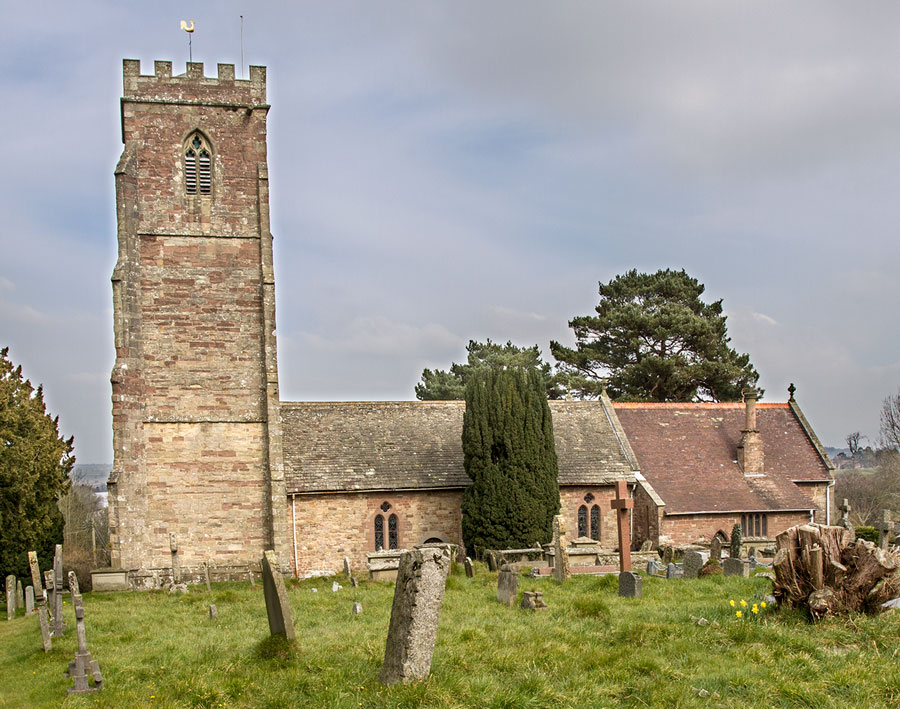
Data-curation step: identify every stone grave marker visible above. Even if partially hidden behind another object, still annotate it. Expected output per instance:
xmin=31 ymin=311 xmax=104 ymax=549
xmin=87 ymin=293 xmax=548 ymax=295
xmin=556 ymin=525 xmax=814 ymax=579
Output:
xmin=380 ymin=546 xmax=451 ymax=685
xmin=662 ymin=545 xmax=674 ymax=566
xmin=209 ymin=604 xmax=218 ymax=619
xmin=683 ymin=550 xmax=709 ymax=579
xmin=485 ymin=550 xmax=498 ymax=573
xmin=6 ymin=576 xmax=15 ymax=620
xmin=666 ymin=563 xmax=680 ymax=579
xmin=332 ymin=581 xmax=342 ymax=593
xmin=747 ymin=545 xmax=757 ymax=559
xmin=353 ymin=602 xmax=362 ymax=615
xmin=639 ymin=539 xmax=653 ymax=552
xmin=646 ymin=559 xmax=663 ymax=576
xmin=25 ymin=586 xmax=34 ymax=616
xmin=610 ymin=480 xmax=634 ymax=572
xmin=52 ymin=544 xmax=64 ymax=637
xmin=464 ymin=557 xmax=474 ymax=578
xmin=204 ymin=561 xmax=212 ymax=592
xmin=497 ymin=566 xmax=518 ymax=606
xmin=169 ymin=533 xmax=179 ymax=583
xmin=66 ymin=571 xmax=103 ymax=694
xmin=16 ymin=579 xmax=24 ymax=609
xmin=350 ymin=576 xmax=359 ymax=588
xmin=875 ymin=510 xmax=894 ymax=550
xmin=552 ymin=515 xmax=571 ymax=581
xmin=261 ymin=550 xmax=295 ymax=641
xmin=710 ymin=536 xmax=722 ymax=562
xmin=29 ymin=551 xmax=52 ymax=651
xmin=618 ymin=571 xmax=642 ymax=598
xmin=723 ymin=557 xmax=749 ymax=578
xmin=343 ymin=557 xmax=352 ymax=577
xmin=520 ymin=591 xmax=547 ymax=610
xmin=836 ymin=498 xmax=855 ymax=538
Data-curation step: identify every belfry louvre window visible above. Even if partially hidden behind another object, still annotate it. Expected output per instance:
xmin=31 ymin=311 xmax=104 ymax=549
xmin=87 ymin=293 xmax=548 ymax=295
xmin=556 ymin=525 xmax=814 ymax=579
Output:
xmin=184 ymin=133 xmax=212 ymax=195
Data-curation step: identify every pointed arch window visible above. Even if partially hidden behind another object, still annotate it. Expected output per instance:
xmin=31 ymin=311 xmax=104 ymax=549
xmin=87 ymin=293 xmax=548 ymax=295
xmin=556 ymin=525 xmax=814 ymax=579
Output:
xmin=374 ymin=514 xmax=385 ymax=551
xmin=388 ymin=513 xmax=399 ymax=550
xmin=184 ymin=133 xmax=212 ymax=195
xmin=577 ymin=505 xmax=588 ymax=538
xmin=590 ymin=505 xmax=600 ymax=541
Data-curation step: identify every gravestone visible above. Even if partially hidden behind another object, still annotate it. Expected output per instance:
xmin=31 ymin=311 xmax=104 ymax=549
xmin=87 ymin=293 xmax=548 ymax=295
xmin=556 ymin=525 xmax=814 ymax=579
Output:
xmin=169 ymin=533 xmax=179 ymax=583
xmin=44 ymin=570 xmax=54 ymax=611
xmin=464 ymin=557 xmax=474 ymax=578
xmin=836 ymin=498 xmax=855 ymax=539
xmin=248 ymin=564 xmax=255 ymax=586
xmin=520 ymin=591 xmax=547 ymax=610
xmin=485 ymin=551 xmax=498 ymax=573
xmin=25 ymin=586 xmax=34 ymax=616
xmin=710 ymin=536 xmax=722 ymax=562
xmin=28 ymin=551 xmax=52 ymax=652
xmin=16 ymin=579 xmax=23 ymax=609
xmin=497 ymin=567 xmax=518 ymax=606
xmin=209 ymin=604 xmax=218 ymax=619
xmin=380 ymin=546 xmax=451 ymax=685
xmin=66 ymin=571 xmax=103 ymax=694
xmin=610 ymin=480 xmax=634 ymax=572
xmin=5 ymin=576 xmax=15 ymax=620
xmin=350 ymin=576 xmax=359 ymax=588
xmin=747 ymin=546 xmax=757 ymax=559
xmin=639 ymin=539 xmax=653 ymax=552
xmin=204 ymin=561 xmax=212 ymax=592
xmin=52 ymin=544 xmax=64 ymax=637
xmin=618 ymin=571 xmax=642 ymax=598
xmin=666 ymin=563 xmax=679 ymax=579
xmin=343 ymin=557 xmax=352 ymax=577
xmin=646 ymin=559 xmax=663 ymax=576
xmin=260 ymin=550 xmax=295 ymax=641
xmin=332 ymin=581 xmax=342 ymax=593
xmin=723 ymin=557 xmax=749 ymax=578
xmin=683 ymin=550 xmax=709 ymax=579
xmin=662 ymin=545 xmax=674 ymax=566
xmin=353 ymin=602 xmax=363 ymax=615
xmin=552 ymin=515 xmax=571 ymax=581
xmin=875 ymin=510 xmax=893 ymax=550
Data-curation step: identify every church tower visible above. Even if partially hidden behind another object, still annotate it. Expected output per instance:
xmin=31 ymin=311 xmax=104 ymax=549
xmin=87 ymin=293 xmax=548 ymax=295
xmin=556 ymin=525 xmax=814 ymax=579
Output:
xmin=108 ymin=60 xmax=290 ymax=583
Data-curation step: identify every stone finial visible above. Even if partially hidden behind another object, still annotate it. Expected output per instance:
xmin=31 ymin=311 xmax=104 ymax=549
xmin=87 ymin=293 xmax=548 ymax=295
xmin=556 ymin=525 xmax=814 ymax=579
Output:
xmin=788 ymin=382 xmax=796 ymax=400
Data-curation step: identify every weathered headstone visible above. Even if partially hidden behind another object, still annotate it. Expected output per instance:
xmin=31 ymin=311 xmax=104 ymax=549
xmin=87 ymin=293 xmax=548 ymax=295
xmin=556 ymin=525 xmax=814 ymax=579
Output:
xmin=666 ymin=563 xmax=679 ymax=579
xmin=875 ymin=510 xmax=894 ymax=550
xmin=646 ymin=559 xmax=663 ymax=576
xmin=25 ymin=586 xmax=34 ymax=616
xmin=710 ymin=536 xmax=722 ymax=562
xmin=497 ymin=566 xmax=518 ymax=606
xmin=169 ymin=533 xmax=179 ymax=583
xmin=343 ymin=557 xmax=352 ymax=577
xmin=350 ymin=576 xmax=359 ymax=588
xmin=662 ymin=545 xmax=674 ymax=566
xmin=332 ymin=581 xmax=342 ymax=593
xmin=485 ymin=550 xmax=498 ymax=573
xmin=203 ymin=561 xmax=212 ymax=592
xmin=260 ymin=550 xmax=295 ymax=641
xmin=639 ymin=539 xmax=653 ymax=552
xmin=464 ymin=557 xmax=474 ymax=578
xmin=6 ymin=576 xmax=15 ymax=620
xmin=66 ymin=571 xmax=103 ymax=694
xmin=618 ymin=571 xmax=642 ymax=598
xmin=380 ymin=547 xmax=451 ymax=685
xmin=69 ymin=572 xmax=80 ymax=595
xmin=723 ymin=557 xmax=749 ymax=578
xmin=836 ymin=498 xmax=855 ymax=538
xmin=29 ymin=551 xmax=52 ymax=651
xmin=209 ymin=604 xmax=218 ymax=619
xmin=683 ymin=550 xmax=709 ymax=580
xmin=610 ymin=480 xmax=634 ymax=572
xmin=353 ymin=602 xmax=363 ymax=615
xmin=552 ymin=515 xmax=571 ymax=582
xmin=520 ymin=591 xmax=547 ymax=610
xmin=16 ymin=579 xmax=24 ymax=610
xmin=747 ymin=545 xmax=757 ymax=559
xmin=52 ymin=544 xmax=64 ymax=637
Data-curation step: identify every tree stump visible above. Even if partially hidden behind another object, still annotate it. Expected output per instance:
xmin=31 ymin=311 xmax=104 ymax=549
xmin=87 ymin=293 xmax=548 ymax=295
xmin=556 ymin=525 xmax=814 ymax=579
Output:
xmin=773 ymin=524 xmax=899 ymax=619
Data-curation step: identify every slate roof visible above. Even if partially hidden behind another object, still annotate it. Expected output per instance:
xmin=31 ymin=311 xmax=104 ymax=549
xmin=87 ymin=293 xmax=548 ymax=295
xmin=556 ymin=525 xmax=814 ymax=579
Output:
xmin=612 ymin=402 xmax=834 ymax=515
xmin=281 ymin=400 xmax=638 ymax=494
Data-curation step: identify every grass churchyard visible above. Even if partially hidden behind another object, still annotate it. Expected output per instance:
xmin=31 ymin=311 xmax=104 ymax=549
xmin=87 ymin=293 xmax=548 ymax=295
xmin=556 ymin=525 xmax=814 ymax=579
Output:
xmin=2 ymin=565 xmax=900 ymax=707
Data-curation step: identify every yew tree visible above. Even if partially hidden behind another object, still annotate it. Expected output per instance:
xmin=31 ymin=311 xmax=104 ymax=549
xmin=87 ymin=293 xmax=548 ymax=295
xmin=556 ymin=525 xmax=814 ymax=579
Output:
xmin=550 ymin=269 xmax=760 ymax=401
xmin=461 ymin=366 xmax=560 ymax=552
xmin=0 ymin=347 xmax=73 ymax=579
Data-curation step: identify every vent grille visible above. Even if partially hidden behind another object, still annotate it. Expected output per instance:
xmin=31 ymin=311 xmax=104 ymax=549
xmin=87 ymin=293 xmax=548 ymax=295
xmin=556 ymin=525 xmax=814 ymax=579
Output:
xmin=184 ymin=150 xmax=197 ymax=194
xmin=198 ymin=151 xmax=211 ymax=194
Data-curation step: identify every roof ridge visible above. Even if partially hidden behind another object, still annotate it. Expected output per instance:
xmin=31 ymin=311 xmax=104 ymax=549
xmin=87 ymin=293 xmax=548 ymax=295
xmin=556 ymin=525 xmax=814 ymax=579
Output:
xmin=612 ymin=402 xmax=789 ymax=409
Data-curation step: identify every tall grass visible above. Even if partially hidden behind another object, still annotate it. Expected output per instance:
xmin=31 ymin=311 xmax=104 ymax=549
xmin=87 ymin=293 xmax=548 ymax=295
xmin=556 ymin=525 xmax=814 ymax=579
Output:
xmin=2 ymin=566 xmax=899 ymax=708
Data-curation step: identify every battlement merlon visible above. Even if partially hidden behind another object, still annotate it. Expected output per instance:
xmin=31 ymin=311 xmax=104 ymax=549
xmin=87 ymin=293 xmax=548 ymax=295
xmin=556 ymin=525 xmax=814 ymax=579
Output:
xmin=122 ymin=59 xmax=267 ymax=107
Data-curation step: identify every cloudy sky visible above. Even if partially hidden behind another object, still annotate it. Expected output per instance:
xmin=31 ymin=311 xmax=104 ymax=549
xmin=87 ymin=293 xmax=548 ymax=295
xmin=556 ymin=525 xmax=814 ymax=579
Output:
xmin=2 ymin=2 xmax=899 ymax=463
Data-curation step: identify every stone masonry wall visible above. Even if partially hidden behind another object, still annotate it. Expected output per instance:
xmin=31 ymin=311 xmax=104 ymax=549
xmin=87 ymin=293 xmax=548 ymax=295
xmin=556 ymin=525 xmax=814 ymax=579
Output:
xmin=109 ymin=59 xmax=289 ymax=576
xmin=660 ymin=511 xmax=811 ymax=547
xmin=290 ymin=490 xmax=464 ymax=578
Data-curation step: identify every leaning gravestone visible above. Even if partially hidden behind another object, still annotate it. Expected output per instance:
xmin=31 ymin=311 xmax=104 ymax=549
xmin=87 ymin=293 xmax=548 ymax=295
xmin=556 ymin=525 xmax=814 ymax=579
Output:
xmin=723 ymin=557 xmax=749 ymax=578
xmin=464 ymin=557 xmax=474 ymax=578
xmin=497 ymin=566 xmax=518 ymax=606
xmin=260 ymin=550 xmax=295 ymax=641
xmin=66 ymin=571 xmax=102 ymax=694
xmin=380 ymin=546 xmax=451 ymax=685
xmin=710 ymin=536 xmax=722 ymax=562
xmin=16 ymin=579 xmax=24 ymax=610
xmin=25 ymin=586 xmax=34 ymax=616
xmin=552 ymin=515 xmax=571 ymax=582
xmin=683 ymin=550 xmax=709 ymax=580
xmin=29 ymin=552 xmax=52 ymax=651
xmin=343 ymin=557 xmax=352 ymax=577
xmin=618 ymin=571 xmax=642 ymax=598
xmin=6 ymin=576 xmax=15 ymax=620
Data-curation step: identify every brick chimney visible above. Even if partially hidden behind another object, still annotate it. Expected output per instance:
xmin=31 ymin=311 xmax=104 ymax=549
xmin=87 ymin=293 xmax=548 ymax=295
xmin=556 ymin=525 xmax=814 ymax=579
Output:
xmin=737 ymin=389 xmax=764 ymax=475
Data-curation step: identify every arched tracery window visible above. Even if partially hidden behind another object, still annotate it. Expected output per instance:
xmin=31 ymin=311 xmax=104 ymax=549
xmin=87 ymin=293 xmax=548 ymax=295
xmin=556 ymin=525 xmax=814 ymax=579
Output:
xmin=374 ymin=514 xmax=385 ymax=551
xmin=577 ymin=505 xmax=588 ymax=537
xmin=184 ymin=132 xmax=212 ymax=195
xmin=590 ymin=504 xmax=600 ymax=541
xmin=388 ymin=513 xmax=398 ymax=550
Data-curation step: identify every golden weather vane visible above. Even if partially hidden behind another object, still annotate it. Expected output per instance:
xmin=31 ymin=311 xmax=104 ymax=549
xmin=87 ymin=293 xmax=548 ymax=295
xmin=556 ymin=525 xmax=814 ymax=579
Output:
xmin=180 ymin=20 xmax=195 ymax=63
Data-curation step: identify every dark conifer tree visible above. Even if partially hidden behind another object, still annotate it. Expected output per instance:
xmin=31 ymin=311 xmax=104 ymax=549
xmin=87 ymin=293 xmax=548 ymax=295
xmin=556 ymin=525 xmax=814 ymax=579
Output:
xmin=461 ymin=367 xmax=560 ymax=552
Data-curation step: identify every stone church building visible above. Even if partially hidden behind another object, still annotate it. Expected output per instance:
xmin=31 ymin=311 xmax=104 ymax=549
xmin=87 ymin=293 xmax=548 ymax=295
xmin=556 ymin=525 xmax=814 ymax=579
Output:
xmin=107 ymin=60 xmax=833 ymax=585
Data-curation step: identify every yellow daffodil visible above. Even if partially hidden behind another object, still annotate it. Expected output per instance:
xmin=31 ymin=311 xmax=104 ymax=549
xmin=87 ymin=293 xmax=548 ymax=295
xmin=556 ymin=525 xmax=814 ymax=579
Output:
xmin=740 ymin=600 xmax=747 ymax=607
xmin=752 ymin=606 xmax=759 ymax=614
xmin=736 ymin=610 xmax=742 ymax=618
xmin=729 ymin=600 xmax=735 ymax=607
xmin=760 ymin=601 xmax=767 ymax=608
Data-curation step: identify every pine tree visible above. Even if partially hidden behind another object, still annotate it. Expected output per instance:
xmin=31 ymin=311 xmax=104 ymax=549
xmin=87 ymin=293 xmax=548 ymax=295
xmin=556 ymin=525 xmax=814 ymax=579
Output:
xmin=551 ymin=269 xmax=760 ymax=401
xmin=461 ymin=367 xmax=560 ymax=552
xmin=0 ymin=347 xmax=73 ymax=580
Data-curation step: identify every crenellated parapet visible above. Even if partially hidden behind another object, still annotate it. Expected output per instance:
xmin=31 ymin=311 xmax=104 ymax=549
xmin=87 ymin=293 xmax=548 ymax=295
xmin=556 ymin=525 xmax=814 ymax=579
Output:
xmin=122 ymin=59 xmax=266 ymax=108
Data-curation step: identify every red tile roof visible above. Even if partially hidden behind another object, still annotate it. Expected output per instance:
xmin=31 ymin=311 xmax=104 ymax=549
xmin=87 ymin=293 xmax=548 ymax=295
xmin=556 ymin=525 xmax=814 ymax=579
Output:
xmin=612 ymin=402 xmax=832 ymax=515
